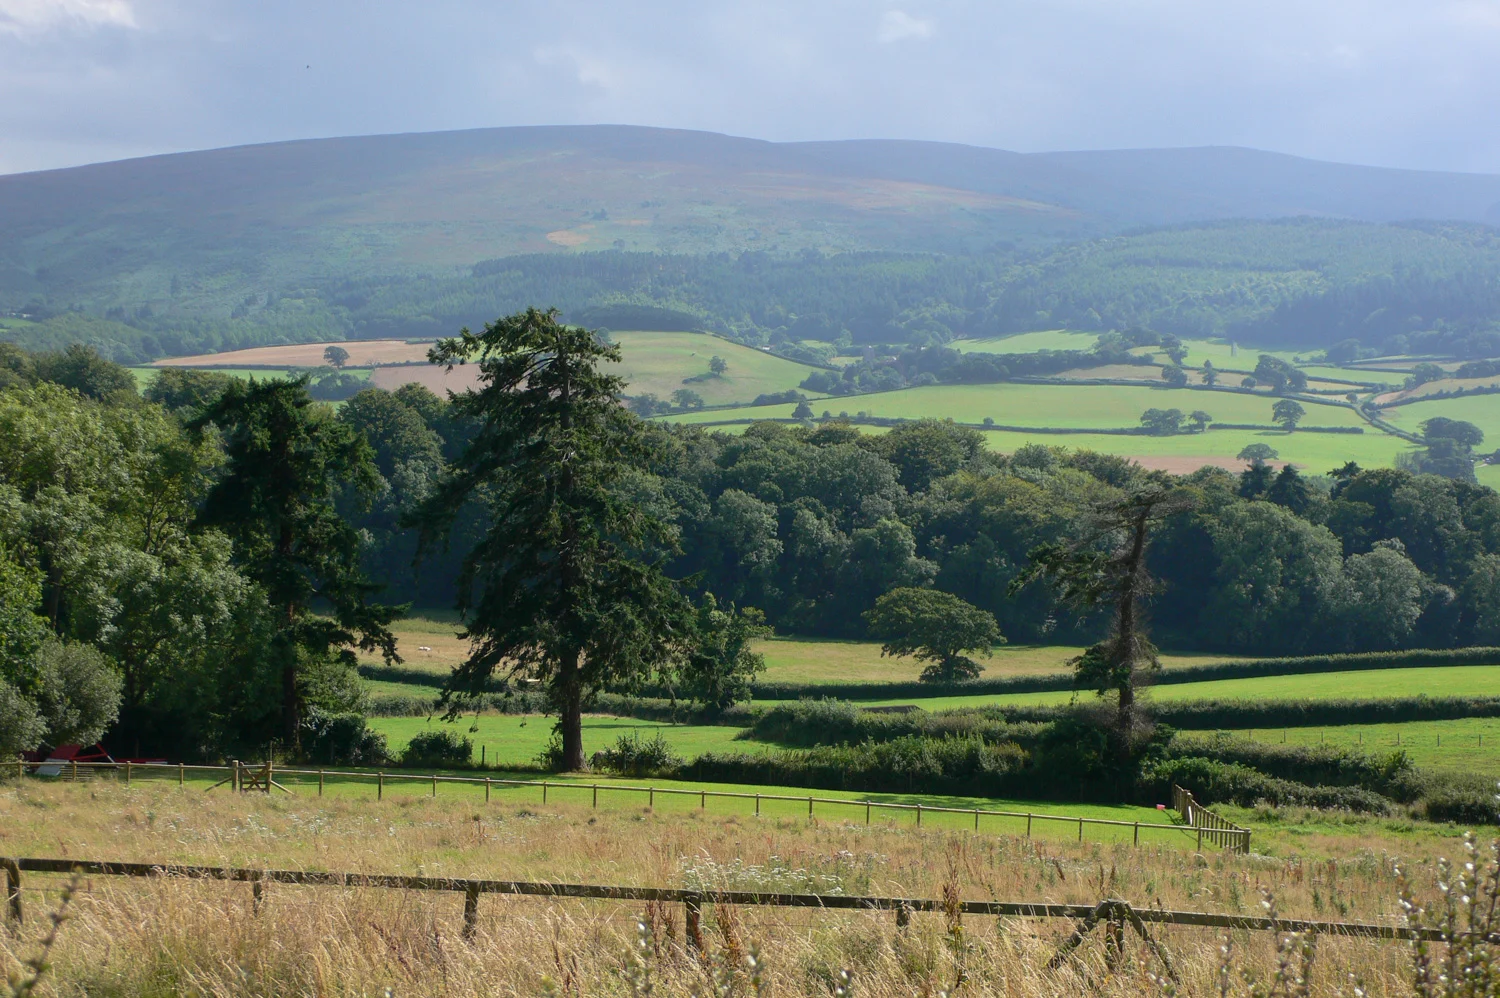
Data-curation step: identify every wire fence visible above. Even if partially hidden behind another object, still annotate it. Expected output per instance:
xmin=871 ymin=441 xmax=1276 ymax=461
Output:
xmin=5 ymin=759 xmax=1241 ymax=852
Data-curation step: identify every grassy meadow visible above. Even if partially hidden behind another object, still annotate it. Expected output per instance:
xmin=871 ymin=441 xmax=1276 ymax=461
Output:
xmin=1220 ymin=717 xmax=1500 ymax=774
xmin=606 ymin=330 xmax=822 ymax=405
xmin=0 ymin=776 xmax=1471 ymax=996
xmin=862 ymin=664 xmax=1500 ymax=710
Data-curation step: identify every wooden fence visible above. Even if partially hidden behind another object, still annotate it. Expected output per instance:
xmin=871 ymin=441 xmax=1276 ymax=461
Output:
xmin=1172 ymin=784 xmax=1251 ymax=853
xmin=8 ymin=759 xmax=1248 ymax=852
xmin=1 ymin=854 xmax=1473 ymax=977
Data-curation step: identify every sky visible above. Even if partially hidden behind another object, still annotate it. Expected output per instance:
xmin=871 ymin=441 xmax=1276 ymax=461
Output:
xmin=2 ymin=0 xmax=1499 ymax=176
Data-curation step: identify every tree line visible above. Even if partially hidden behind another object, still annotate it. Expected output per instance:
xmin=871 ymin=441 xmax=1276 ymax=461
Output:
xmin=7 ymin=323 xmax=1500 ymax=766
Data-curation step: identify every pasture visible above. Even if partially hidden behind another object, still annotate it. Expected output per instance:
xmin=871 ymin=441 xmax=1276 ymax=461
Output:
xmin=666 ymin=382 xmax=1364 ymax=428
xmin=1382 ymin=392 xmax=1500 ymax=441
xmin=1224 ymin=717 xmax=1500 ymax=774
xmin=1 ymin=778 xmax=1469 ymax=997
xmin=365 ymin=620 xmax=1252 ymax=684
xmin=862 ymin=664 xmax=1500 ymax=709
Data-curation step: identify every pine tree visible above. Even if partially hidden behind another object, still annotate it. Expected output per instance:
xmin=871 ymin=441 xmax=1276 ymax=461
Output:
xmin=411 ymin=308 xmax=691 ymax=770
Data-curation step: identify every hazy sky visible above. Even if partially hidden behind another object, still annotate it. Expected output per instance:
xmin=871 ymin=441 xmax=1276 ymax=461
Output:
xmin=3 ymin=0 xmax=1499 ymax=176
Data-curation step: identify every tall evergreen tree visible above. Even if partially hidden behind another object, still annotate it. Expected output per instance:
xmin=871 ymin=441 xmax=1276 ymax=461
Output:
xmin=412 ymin=308 xmax=692 ymax=770
xmin=193 ymin=378 xmax=400 ymax=748
xmin=1011 ymin=483 xmax=1195 ymax=738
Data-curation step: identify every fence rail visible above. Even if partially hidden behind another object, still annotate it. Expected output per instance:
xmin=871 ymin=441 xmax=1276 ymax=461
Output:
xmin=1 ymin=856 xmax=1467 ymax=948
xmin=1172 ymin=784 xmax=1251 ymax=853
xmin=7 ymin=759 xmax=1247 ymax=852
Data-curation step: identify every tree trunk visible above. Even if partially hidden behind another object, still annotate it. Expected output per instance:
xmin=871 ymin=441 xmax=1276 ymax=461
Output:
xmin=1114 ymin=509 xmax=1150 ymax=734
xmin=560 ymin=651 xmax=585 ymax=771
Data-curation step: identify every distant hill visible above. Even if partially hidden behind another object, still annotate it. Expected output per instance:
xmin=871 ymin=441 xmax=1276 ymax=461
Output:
xmin=4 ymin=124 xmax=1500 ymax=361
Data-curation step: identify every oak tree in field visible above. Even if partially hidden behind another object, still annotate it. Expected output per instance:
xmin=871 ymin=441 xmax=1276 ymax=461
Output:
xmin=1272 ymin=398 xmax=1306 ymax=431
xmin=1200 ymin=360 xmax=1218 ymax=386
xmin=709 ymin=355 xmax=728 ymax=375
xmin=411 ymin=308 xmax=692 ymax=771
xmin=864 ymin=586 xmax=1003 ymax=683
xmin=670 ymin=388 xmax=705 ymax=410
xmin=1188 ymin=410 xmax=1212 ymax=433
xmin=323 ymin=345 xmax=350 ymax=369
xmin=193 ymin=377 xmax=400 ymax=747
xmin=1238 ymin=442 xmax=1279 ymax=466
xmin=1139 ymin=407 xmax=1184 ymax=435
xmin=1011 ymin=484 xmax=1196 ymax=737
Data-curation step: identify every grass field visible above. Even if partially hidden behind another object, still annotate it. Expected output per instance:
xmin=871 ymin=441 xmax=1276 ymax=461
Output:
xmin=1382 ymin=392 xmax=1500 ymax=441
xmin=3 ymin=777 xmax=1466 ymax=998
xmin=662 ymin=403 xmax=1412 ymax=473
xmin=1219 ymin=717 xmax=1500 ymax=774
xmin=861 ymin=664 xmax=1500 ymax=709
xmin=605 ymin=330 xmax=823 ymax=405
xmin=366 ymin=623 xmax=1251 ymax=684
xmin=948 ymin=330 xmax=1097 ymax=353
xmin=371 ymin=713 xmax=759 ymax=766
xmin=667 ymin=382 xmax=1364 ymax=429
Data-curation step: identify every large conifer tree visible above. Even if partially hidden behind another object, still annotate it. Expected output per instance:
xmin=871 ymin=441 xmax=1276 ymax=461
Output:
xmin=413 ymin=308 xmax=690 ymax=770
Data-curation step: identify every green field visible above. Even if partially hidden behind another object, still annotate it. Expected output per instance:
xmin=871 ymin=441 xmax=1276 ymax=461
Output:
xmin=668 ymin=382 xmax=1363 ymax=429
xmin=372 ymin=713 xmax=758 ymax=766
xmin=609 ymin=330 xmax=822 ymax=405
xmin=862 ymin=664 xmax=1500 ymax=709
xmin=123 ymin=765 xmax=1187 ymax=845
xmin=128 ymin=366 xmax=370 ymax=388
xmin=1382 ymin=393 xmax=1500 ymax=441
xmin=1220 ymin=718 xmax=1500 ymax=774
xmin=948 ymin=330 xmax=1097 ymax=353
xmin=1296 ymin=365 xmax=1406 ymax=387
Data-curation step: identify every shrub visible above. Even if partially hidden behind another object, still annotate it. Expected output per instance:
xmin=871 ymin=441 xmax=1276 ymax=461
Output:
xmin=590 ymin=732 xmax=683 ymax=777
xmin=300 ymin=708 xmax=388 ymax=766
xmin=1419 ymin=777 xmax=1500 ymax=824
xmin=1142 ymin=755 xmax=1394 ymax=813
xmin=400 ymin=729 xmax=472 ymax=769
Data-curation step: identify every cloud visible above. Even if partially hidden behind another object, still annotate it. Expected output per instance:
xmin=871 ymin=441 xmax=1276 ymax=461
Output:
xmin=876 ymin=9 xmax=932 ymax=43
xmin=0 ymin=0 xmax=136 ymax=35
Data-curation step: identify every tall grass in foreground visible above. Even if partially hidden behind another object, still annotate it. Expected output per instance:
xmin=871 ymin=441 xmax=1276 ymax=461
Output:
xmin=0 ymin=781 xmax=1486 ymax=995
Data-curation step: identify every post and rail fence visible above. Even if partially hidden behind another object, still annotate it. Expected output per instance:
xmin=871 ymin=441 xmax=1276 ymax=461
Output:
xmin=1172 ymin=784 xmax=1252 ymax=854
xmin=2 ymin=854 xmax=1480 ymax=976
xmin=5 ymin=759 xmax=1248 ymax=854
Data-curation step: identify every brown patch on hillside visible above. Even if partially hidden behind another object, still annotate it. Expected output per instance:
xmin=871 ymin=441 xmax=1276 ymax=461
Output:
xmin=368 ymin=364 xmax=481 ymax=395
xmin=1128 ymin=455 xmax=1292 ymax=475
xmin=154 ymin=339 xmax=430 ymax=368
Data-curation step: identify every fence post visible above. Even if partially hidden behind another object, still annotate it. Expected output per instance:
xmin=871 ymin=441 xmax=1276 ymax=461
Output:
xmin=14 ymin=759 xmax=20 ymax=782
xmin=463 ymin=884 xmax=481 ymax=941
xmin=179 ymin=762 xmax=184 ymax=787
xmin=700 ymin=791 xmax=705 ymax=810
xmin=1134 ymin=821 xmax=1139 ymax=846
xmin=125 ymin=760 xmax=132 ymax=785
xmin=1078 ymin=817 xmax=1083 ymax=842
xmin=319 ymin=770 xmax=325 ymax=797
xmin=264 ymin=760 xmax=272 ymax=794
xmin=896 ymin=901 xmax=912 ymax=929
xmin=649 ymin=787 xmax=654 ymax=810
xmin=1026 ymin=813 xmax=1032 ymax=838
xmin=755 ymin=794 xmax=761 ymax=816
xmin=866 ymin=801 xmax=871 ymax=825
xmin=432 ymin=774 xmax=438 ymax=798
xmin=974 ymin=809 xmax=980 ymax=832
xmin=542 ymin=781 xmax=548 ymax=804
xmin=916 ymin=804 xmax=922 ymax=828
xmin=685 ymin=893 xmax=703 ymax=952
xmin=251 ymin=878 xmax=264 ymax=915
xmin=71 ymin=760 xmax=78 ymax=783
xmin=3 ymin=858 xmax=20 ymax=927
xmin=378 ymin=771 xmax=384 ymax=801
xmin=1197 ymin=827 xmax=1204 ymax=851
xmin=593 ymin=784 xmax=598 ymax=808
xmin=485 ymin=777 xmax=491 ymax=803
xmin=809 ymin=796 xmax=814 ymax=818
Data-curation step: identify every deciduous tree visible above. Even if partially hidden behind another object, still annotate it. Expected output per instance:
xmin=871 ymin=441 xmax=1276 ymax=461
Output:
xmin=864 ymin=586 xmax=1002 ymax=682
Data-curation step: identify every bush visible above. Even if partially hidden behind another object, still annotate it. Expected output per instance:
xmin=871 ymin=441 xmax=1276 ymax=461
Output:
xmin=400 ymin=729 xmax=472 ymax=769
xmin=1167 ymin=733 xmax=1419 ymax=799
xmin=1420 ymin=778 xmax=1500 ymax=825
xmin=300 ymin=709 xmax=388 ymax=766
xmin=683 ymin=735 xmax=1028 ymax=797
xmin=590 ymin=732 xmax=683 ymax=777
xmin=1142 ymin=755 xmax=1394 ymax=813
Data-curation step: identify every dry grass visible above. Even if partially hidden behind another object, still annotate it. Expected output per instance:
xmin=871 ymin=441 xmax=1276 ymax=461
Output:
xmin=0 ymin=779 xmax=1475 ymax=996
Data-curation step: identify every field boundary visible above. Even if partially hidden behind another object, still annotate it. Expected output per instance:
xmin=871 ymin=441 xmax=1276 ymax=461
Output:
xmin=7 ymin=759 xmax=1242 ymax=852
xmin=1172 ymin=784 xmax=1248 ymax=851
xmin=1 ymin=856 xmax=1459 ymax=945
